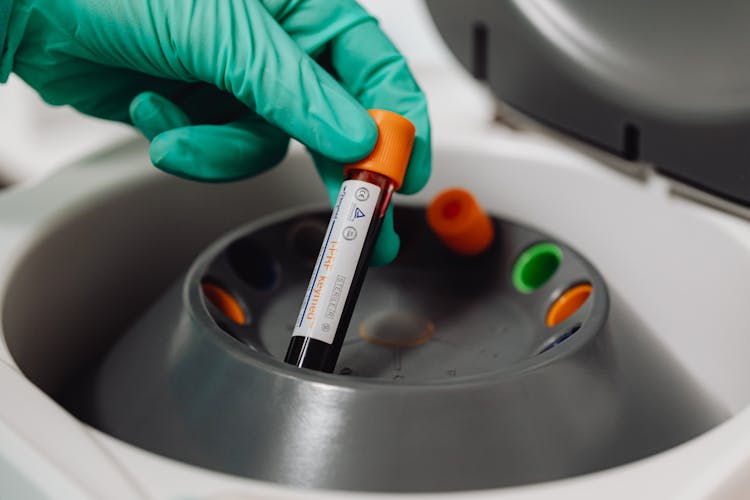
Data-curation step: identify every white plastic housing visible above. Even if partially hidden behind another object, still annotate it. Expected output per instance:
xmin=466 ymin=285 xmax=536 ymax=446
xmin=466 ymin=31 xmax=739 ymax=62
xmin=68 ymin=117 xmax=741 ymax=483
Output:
xmin=2 ymin=111 xmax=750 ymax=498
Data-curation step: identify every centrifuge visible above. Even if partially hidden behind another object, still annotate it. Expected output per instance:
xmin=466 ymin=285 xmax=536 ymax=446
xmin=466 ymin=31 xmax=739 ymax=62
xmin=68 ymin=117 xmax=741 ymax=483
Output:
xmin=2 ymin=2 xmax=750 ymax=499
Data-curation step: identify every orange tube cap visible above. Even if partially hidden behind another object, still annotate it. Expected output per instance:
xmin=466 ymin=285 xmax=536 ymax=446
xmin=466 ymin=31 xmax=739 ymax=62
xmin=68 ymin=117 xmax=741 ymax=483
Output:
xmin=344 ymin=110 xmax=416 ymax=190
xmin=201 ymin=283 xmax=247 ymax=325
xmin=546 ymin=283 xmax=592 ymax=327
xmin=426 ymin=188 xmax=495 ymax=256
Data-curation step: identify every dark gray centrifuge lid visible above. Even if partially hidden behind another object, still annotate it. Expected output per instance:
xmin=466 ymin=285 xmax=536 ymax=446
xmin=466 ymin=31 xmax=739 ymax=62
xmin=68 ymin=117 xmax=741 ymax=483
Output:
xmin=426 ymin=0 xmax=750 ymax=206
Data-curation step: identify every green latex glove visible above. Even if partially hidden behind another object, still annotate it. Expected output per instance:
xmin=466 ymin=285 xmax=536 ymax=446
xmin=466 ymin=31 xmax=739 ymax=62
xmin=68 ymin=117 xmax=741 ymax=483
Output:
xmin=0 ymin=2 xmax=10 ymax=51
xmin=1 ymin=0 xmax=431 ymax=266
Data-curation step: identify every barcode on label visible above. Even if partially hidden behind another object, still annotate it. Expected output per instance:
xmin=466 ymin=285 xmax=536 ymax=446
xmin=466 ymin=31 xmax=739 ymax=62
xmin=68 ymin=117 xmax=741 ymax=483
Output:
xmin=326 ymin=275 xmax=346 ymax=319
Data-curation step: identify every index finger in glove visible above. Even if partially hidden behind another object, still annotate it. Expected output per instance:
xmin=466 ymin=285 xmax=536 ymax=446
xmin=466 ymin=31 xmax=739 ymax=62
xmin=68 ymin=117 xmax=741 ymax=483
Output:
xmin=261 ymin=0 xmax=431 ymax=195
xmin=166 ymin=0 xmax=377 ymax=164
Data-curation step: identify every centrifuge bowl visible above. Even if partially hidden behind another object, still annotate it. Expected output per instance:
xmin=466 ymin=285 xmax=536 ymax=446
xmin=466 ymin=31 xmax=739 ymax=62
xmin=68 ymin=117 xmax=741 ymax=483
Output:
xmin=62 ymin=203 xmax=723 ymax=493
xmin=0 ymin=136 xmax=742 ymax=498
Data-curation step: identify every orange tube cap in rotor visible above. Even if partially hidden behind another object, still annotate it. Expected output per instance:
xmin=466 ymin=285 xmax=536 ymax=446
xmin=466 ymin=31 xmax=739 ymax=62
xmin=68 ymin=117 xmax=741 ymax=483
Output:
xmin=546 ymin=283 xmax=593 ymax=327
xmin=426 ymin=188 xmax=495 ymax=256
xmin=344 ymin=109 xmax=416 ymax=190
xmin=201 ymin=283 xmax=246 ymax=325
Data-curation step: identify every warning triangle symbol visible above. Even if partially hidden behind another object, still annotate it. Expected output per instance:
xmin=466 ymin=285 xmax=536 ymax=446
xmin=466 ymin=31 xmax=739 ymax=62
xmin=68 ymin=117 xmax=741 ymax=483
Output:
xmin=354 ymin=207 xmax=366 ymax=219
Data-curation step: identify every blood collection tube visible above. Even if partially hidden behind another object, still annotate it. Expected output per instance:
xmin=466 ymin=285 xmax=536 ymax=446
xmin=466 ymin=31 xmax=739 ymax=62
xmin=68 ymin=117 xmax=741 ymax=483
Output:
xmin=285 ymin=110 xmax=416 ymax=373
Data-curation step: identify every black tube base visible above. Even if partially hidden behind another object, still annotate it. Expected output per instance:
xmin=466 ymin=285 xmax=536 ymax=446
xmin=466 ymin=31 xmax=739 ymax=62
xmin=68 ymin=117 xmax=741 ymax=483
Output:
xmin=285 ymin=336 xmax=340 ymax=373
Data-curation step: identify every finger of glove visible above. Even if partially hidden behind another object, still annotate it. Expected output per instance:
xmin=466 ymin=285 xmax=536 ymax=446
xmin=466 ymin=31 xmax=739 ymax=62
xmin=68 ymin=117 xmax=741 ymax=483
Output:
xmin=328 ymin=18 xmax=431 ymax=195
xmin=261 ymin=1 xmax=431 ymax=195
xmin=170 ymin=0 xmax=376 ymax=164
xmin=130 ymin=91 xmax=191 ymax=140
xmin=127 ymin=84 xmax=248 ymax=128
xmin=149 ymin=115 xmax=290 ymax=182
xmin=371 ymin=204 xmax=400 ymax=267
xmin=312 ymin=152 xmax=400 ymax=266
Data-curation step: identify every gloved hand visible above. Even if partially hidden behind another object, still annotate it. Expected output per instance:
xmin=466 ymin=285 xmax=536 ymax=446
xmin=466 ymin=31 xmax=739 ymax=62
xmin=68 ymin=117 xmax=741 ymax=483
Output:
xmin=1 ymin=0 xmax=430 ymax=265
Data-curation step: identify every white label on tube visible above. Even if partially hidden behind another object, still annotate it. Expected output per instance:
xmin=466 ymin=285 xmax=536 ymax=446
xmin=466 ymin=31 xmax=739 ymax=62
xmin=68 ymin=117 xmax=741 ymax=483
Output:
xmin=293 ymin=179 xmax=381 ymax=344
